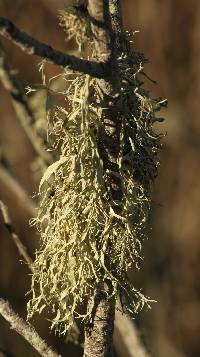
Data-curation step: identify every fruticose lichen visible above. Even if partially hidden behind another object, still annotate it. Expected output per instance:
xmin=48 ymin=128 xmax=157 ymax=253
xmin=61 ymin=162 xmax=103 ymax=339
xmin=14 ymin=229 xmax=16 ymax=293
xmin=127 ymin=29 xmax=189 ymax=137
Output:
xmin=27 ymin=7 xmax=165 ymax=335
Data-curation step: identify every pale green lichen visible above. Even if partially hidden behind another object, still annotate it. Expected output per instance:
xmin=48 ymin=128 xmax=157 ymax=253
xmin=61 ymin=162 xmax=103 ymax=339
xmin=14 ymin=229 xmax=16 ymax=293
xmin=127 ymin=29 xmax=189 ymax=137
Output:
xmin=59 ymin=6 xmax=90 ymax=52
xmin=27 ymin=7 xmax=165 ymax=335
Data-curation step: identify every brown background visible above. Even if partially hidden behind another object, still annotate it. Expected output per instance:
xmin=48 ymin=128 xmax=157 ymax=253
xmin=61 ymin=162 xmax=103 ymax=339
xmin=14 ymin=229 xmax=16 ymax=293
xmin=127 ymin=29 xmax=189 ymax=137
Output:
xmin=0 ymin=1 xmax=200 ymax=356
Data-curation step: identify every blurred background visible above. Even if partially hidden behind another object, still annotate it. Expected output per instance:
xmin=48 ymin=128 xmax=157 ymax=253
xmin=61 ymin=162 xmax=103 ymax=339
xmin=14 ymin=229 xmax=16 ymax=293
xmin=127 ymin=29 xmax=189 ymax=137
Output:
xmin=0 ymin=0 xmax=199 ymax=356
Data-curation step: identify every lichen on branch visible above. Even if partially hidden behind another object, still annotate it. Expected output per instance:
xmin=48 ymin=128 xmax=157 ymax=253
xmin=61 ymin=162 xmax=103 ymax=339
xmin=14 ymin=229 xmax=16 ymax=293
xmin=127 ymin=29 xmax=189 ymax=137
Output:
xmin=27 ymin=5 xmax=164 ymax=335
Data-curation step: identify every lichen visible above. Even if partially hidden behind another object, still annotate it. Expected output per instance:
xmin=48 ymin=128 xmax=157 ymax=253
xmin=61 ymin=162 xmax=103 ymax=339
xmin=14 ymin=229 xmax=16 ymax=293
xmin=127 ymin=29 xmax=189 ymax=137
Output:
xmin=27 ymin=7 xmax=165 ymax=335
xmin=59 ymin=6 xmax=91 ymax=53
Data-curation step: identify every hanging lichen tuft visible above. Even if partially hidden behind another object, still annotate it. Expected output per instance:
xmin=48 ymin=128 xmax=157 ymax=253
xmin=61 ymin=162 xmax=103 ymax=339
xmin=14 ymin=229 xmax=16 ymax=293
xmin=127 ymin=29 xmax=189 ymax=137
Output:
xmin=59 ymin=6 xmax=91 ymax=52
xmin=27 ymin=7 xmax=165 ymax=335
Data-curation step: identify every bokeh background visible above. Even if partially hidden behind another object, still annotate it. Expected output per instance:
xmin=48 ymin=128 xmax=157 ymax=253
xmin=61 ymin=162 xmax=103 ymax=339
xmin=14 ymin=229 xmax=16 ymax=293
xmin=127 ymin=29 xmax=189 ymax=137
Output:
xmin=0 ymin=0 xmax=199 ymax=356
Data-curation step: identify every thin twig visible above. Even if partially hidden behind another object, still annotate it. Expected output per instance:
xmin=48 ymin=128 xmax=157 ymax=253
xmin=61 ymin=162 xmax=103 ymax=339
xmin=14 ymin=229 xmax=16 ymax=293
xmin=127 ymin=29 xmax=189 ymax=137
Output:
xmin=140 ymin=71 xmax=158 ymax=85
xmin=0 ymin=43 xmax=52 ymax=166
xmin=114 ymin=310 xmax=151 ymax=357
xmin=0 ymin=162 xmax=36 ymax=217
xmin=0 ymin=17 xmax=109 ymax=78
xmin=0 ymin=298 xmax=62 ymax=357
xmin=0 ymin=200 xmax=34 ymax=272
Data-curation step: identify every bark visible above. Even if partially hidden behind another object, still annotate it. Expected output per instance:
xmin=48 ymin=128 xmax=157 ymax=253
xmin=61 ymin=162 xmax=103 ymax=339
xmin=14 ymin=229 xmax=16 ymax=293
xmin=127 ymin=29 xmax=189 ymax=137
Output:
xmin=0 ymin=17 xmax=108 ymax=78
xmin=88 ymin=0 xmax=122 ymax=200
xmin=84 ymin=1 xmax=123 ymax=356
xmin=84 ymin=292 xmax=115 ymax=357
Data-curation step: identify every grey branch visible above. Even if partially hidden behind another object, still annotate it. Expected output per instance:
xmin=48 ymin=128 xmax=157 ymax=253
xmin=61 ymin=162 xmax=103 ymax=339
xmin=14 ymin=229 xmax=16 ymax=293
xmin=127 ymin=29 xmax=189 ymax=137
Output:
xmin=0 ymin=162 xmax=36 ymax=217
xmin=114 ymin=310 xmax=151 ymax=357
xmin=0 ymin=200 xmax=34 ymax=272
xmin=0 ymin=43 xmax=52 ymax=166
xmin=0 ymin=17 xmax=109 ymax=78
xmin=0 ymin=298 xmax=62 ymax=357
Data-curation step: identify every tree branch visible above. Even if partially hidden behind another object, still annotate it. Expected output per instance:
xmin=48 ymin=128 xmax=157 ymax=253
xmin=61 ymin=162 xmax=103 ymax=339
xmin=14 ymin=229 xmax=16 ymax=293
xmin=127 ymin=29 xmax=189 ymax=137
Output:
xmin=114 ymin=310 xmax=151 ymax=357
xmin=0 ymin=200 xmax=34 ymax=272
xmin=83 ymin=2 xmax=123 ymax=356
xmin=0 ymin=17 xmax=109 ymax=78
xmin=0 ymin=43 xmax=52 ymax=166
xmin=84 ymin=291 xmax=115 ymax=357
xmin=0 ymin=298 xmax=62 ymax=357
xmin=109 ymin=0 xmax=124 ymax=55
xmin=0 ymin=162 xmax=36 ymax=217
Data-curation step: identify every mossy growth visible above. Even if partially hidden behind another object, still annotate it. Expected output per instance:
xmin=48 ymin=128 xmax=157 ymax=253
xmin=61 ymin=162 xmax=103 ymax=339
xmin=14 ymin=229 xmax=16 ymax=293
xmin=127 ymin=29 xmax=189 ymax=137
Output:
xmin=27 ymin=7 xmax=165 ymax=335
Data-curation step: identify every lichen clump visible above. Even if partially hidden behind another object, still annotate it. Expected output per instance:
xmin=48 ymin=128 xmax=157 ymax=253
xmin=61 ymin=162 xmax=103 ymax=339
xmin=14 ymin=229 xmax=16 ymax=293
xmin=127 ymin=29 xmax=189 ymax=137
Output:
xmin=27 ymin=8 xmax=165 ymax=334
